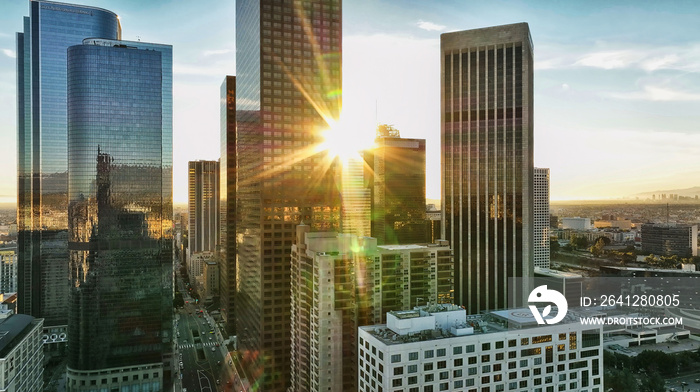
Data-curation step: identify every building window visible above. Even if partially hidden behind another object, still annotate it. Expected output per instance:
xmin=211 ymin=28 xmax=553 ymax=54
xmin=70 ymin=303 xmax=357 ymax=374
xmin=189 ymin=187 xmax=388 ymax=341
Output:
xmin=391 ymin=354 xmax=401 ymax=363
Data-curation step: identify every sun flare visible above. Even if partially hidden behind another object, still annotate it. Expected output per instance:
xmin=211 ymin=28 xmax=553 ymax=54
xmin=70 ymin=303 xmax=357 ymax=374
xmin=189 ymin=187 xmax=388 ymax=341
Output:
xmin=320 ymin=114 xmax=376 ymax=163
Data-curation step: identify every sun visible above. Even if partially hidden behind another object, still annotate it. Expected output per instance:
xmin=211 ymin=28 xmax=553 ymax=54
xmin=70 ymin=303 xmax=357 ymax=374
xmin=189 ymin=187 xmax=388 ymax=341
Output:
xmin=320 ymin=114 xmax=376 ymax=163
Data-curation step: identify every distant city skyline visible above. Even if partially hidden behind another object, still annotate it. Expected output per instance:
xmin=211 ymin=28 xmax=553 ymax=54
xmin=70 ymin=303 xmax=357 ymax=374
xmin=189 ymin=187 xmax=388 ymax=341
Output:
xmin=1 ymin=0 xmax=700 ymax=203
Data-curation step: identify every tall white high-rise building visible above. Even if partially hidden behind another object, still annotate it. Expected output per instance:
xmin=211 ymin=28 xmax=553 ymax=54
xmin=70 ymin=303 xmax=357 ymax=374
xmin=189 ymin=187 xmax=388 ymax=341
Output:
xmin=534 ymin=168 xmax=550 ymax=268
xmin=290 ymin=225 xmax=453 ymax=392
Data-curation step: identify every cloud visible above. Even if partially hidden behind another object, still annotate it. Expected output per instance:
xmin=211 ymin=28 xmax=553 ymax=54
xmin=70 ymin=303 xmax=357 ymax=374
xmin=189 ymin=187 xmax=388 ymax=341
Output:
xmin=203 ymin=48 xmax=233 ymax=57
xmin=536 ymin=43 xmax=700 ymax=73
xmin=574 ymin=50 xmax=644 ymax=70
xmin=609 ymin=85 xmax=700 ymax=101
xmin=417 ymin=20 xmax=446 ymax=32
xmin=2 ymin=49 xmax=16 ymax=59
xmin=572 ymin=45 xmax=700 ymax=73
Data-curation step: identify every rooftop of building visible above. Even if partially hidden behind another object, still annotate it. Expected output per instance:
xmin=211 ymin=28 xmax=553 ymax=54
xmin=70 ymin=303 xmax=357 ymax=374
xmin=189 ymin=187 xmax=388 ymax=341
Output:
xmin=641 ymin=223 xmax=697 ymax=228
xmin=0 ymin=314 xmax=39 ymax=357
xmin=361 ymin=304 xmax=585 ymax=346
xmin=534 ymin=267 xmax=583 ymax=279
xmin=378 ymin=244 xmax=432 ymax=251
xmin=298 ymin=230 xmax=450 ymax=255
xmin=602 ymin=265 xmax=700 ymax=275
xmin=35 ymin=0 xmax=119 ymax=18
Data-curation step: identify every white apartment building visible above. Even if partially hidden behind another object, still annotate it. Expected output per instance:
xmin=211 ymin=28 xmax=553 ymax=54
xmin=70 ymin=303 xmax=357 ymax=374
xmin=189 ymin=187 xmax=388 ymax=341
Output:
xmin=290 ymin=225 xmax=453 ymax=392
xmin=534 ymin=168 xmax=550 ymax=268
xmin=372 ymin=243 xmax=453 ymax=322
xmin=359 ymin=305 xmax=603 ymax=392
xmin=0 ymin=314 xmax=44 ymax=392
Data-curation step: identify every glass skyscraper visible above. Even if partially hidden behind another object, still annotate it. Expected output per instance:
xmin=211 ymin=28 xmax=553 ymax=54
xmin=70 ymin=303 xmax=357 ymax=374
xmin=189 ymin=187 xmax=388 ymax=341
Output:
xmin=65 ymin=38 xmax=173 ymax=392
xmin=219 ymin=75 xmax=236 ymax=335
xmin=235 ymin=0 xmax=342 ymax=390
xmin=441 ymin=23 xmax=534 ymax=313
xmin=16 ymin=0 xmax=121 ymax=329
xmin=366 ymin=131 xmax=427 ymax=245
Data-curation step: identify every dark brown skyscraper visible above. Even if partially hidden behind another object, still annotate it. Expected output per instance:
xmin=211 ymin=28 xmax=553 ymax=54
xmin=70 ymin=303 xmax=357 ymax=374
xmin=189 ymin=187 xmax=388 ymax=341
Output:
xmin=441 ymin=23 xmax=534 ymax=314
xmin=188 ymin=160 xmax=220 ymax=255
xmin=235 ymin=1 xmax=342 ymax=390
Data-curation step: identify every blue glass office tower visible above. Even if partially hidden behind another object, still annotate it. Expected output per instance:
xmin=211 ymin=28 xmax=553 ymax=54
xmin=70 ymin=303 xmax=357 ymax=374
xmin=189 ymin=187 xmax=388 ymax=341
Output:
xmin=235 ymin=1 xmax=342 ymax=390
xmin=65 ymin=39 xmax=173 ymax=392
xmin=16 ymin=1 xmax=121 ymax=331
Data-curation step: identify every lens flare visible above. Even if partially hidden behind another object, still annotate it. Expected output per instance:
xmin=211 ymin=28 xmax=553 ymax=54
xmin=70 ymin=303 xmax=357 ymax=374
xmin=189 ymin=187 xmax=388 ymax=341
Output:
xmin=320 ymin=115 xmax=376 ymax=163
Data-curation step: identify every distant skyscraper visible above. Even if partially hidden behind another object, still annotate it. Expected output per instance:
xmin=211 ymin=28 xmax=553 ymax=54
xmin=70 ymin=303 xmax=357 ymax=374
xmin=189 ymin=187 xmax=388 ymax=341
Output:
xmin=219 ymin=75 xmax=236 ymax=334
xmin=366 ymin=127 xmax=427 ymax=245
xmin=188 ymin=160 xmax=220 ymax=256
xmin=339 ymin=156 xmax=371 ymax=238
xmin=235 ymin=1 xmax=342 ymax=390
xmin=534 ymin=168 xmax=550 ymax=268
xmin=0 ymin=248 xmax=17 ymax=294
xmin=66 ymin=38 xmax=173 ymax=391
xmin=441 ymin=23 xmax=534 ymax=313
xmin=16 ymin=0 xmax=121 ymax=329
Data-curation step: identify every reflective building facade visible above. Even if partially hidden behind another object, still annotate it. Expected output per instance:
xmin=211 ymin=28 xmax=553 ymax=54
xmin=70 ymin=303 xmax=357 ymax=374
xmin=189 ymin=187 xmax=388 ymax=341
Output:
xmin=441 ymin=23 xmax=534 ymax=313
xmin=219 ymin=75 xmax=236 ymax=334
xmin=235 ymin=1 xmax=342 ymax=390
xmin=16 ymin=0 xmax=121 ymax=328
xmin=65 ymin=39 xmax=173 ymax=391
xmin=366 ymin=132 xmax=427 ymax=245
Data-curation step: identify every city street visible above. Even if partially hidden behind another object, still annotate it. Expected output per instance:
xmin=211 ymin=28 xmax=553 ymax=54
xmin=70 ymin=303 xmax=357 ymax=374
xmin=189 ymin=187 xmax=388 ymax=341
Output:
xmin=665 ymin=371 xmax=700 ymax=392
xmin=174 ymin=268 xmax=245 ymax=392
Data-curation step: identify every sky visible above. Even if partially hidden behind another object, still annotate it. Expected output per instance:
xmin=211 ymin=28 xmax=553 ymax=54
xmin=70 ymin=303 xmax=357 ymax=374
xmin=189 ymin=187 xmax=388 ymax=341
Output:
xmin=1 ymin=0 xmax=699 ymax=204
